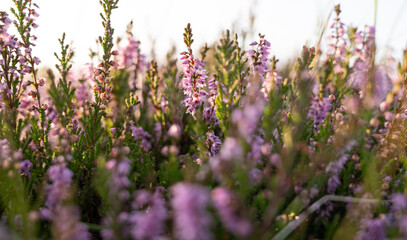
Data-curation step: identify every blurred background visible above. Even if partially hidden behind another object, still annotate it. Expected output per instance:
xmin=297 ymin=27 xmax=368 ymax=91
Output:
xmin=2 ymin=0 xmax=407 ymax=68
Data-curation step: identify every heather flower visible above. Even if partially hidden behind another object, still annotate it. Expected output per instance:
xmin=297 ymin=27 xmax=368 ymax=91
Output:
xmin=19 ymin=160 xmax=33 ymax=177
xmin=211 ymin=187 xmax=252 ymax=237
xmin=210 ymin=137 xmax=243 ymax=179
xmin=261 ymin=67 xmax=282 ymax=99
xmin=179 ymin=24 xmax=210 ymax=116
xmin=179 ymin=52 xmax=208 ymax=116
xmin=102 ymin=146 xmax=133 ymax=240
xmin=347 ymin=60 xmax=392 ymax=105
xmin=325 ymin=140 xmax=357 ymax=193
xmin=131 ymin=188 xmax=168 ymax=240
xmin=247 ymin=135 xmax=264 ymax=164
xmin=171 ymin=182 xmax=213 ymax=240
xmin=247 ymin=34 xmax=270 ymax=81
xmin=308 ymin=96 xmax=332 ymax=132
xmin=51 ymin=206 xmax=91 ymax=240
xmin=117 ymin=32 xmax=146 ymax=88
xmin=168 ymin=124 xmax=181 ymax=139
xmin=75 ymin=78 xmax=93 ymax=107
xmin=41 ymin=162 xmax=74 ymax=217
xmin=391 ymin=194 xmax=407 ymax=211
xmin=360 ymin=218 xmax=386 ymax=240
xmin=206 ymin=132 xmax=222 ymax=156
xmin=327 ymin=175 xmax=341 ymax=193
xmin=117 ymin=34 xmax=146 ymax=70
xmin=129 ymin=122 xmax=152 ymax=151
xmin=40 ymin=157 xmax=91 ymax=240
xmin=327 ymin=5 xmax=347 ymax=65
xmin=231 ymin=103 xmax=263 ymax=140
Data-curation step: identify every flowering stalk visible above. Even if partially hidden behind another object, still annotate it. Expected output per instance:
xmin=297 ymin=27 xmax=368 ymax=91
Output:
xmin=11 ymin=0 xmax=46 ymax=138
xmin=101 ymin=146 xmax=132 ymax=240
xmin=327 ymin=5 xmax=347 ymax=67
xmin=179 ymin=23 xmax=208 ymax=116
xmin=131 ymin=188 xmax=168 ymax=239
xmin=0 ymin=12 xmax=27 ymax=144
xmin=93 ymin=0 xmax=119 ymax=105
xmin=247 ymin=33 xmax=271 ymax=82
xmin=41 ymin=156 xmax=91 ymax=240
xmin=117 ymin=21 xmax=146 ymax=90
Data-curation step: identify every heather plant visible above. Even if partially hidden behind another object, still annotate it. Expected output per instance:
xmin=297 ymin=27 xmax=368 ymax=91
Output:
xmin=1 ymin=1 xmax=407 ymax=240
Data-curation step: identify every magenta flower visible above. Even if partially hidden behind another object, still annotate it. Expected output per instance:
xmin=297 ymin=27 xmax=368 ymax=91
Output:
xmin=131 ymin=188 xmax=168 ymax=239
xmin=308 ymin=96 xmax=332 ymax=133
xmin=171 ymin=182 xmax=213 ymax=240
xmin=360 ymin=218 xmax=385 ymax=240
xmin=180 ymin=51 xmax=209 ymax=116
xmin=129 ymin=122 xmax=152 ymax=151
xmin=206 ymin=132 xmax=222 ymax=156
xmin=211 ymin=187 xmax=252 ymax=237
xmin=246 ymin=34 xmax=270 ymax=82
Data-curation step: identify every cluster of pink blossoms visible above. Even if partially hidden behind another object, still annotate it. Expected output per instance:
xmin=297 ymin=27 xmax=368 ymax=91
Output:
xmin=171 ymin=182 xmax=213 ymax=240
xmin=246 ymin=34 xmax=271 ymax=81
xmin=40 ymin=156 xmax=91 ymax=240
xmin=117 ymin=33 xmax=146 ymax=88
xmin=180 ymin=50 xmax=209 ymax=116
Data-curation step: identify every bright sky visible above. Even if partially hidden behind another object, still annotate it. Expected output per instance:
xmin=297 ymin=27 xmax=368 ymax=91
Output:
xmin=2 ymin=0 xmax=407 ymax=68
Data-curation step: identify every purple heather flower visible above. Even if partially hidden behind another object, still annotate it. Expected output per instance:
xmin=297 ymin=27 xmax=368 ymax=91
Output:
xmin=130 ymin=122 xmax=152 ymax=151
xmin=247 ymin=35 xmax=270 ymax=81
xmin=308 ymin=96 xmax=332 ymax=132
xmin=102 ymin=147 xmax=133 ymax=240
xmin=211 ymin=187 xmax=252 ymax=237
xmin=42 ymin=162 xmax=73 ymax=214
xmin=52 ymin=206 xmax=91 ymax=240
xmin=19 ymin=160 xmax=33 ymax=177
xmin=179 ymin=51 xmax=209 ymax=116
xmin=206 ymin=132 xmax=222 ymax=156
xmin=75 ymin=77 xmax=94 ymax=107
xmin=231 ymin=103 xmax=263 ymax=141
xmin=347 ymin=60 xmax=392 ymax=105
xmin=210 ymin=137 xmax=244 ymax=180
xmin=171 ymin=182 xmax=213 ymax=240
xmin=247 ymin=136 xmax=264 ymax=164
xmin=117 ymin=34 xmax=146 ymax=70
xmin=131 ymin=188 xmax=168 ymax=240
xmin=391 ymin=194 xmax=407 ymax=211
xmin=327 ymin=14 xmax=347 ymax=63
xmin=360 ymin=218 xmax=385 ymax=240
xmin=327 ymin=175 xmax=341 ymax=193
xmin=249 ymin=168 xmax=263 ymax=184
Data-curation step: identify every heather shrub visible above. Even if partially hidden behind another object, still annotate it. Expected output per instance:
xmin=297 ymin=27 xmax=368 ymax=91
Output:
xmin=1 ymin=1 xmax=407 ymax=239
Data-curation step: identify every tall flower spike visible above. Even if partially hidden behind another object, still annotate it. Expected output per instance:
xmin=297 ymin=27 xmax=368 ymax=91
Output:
xmin=327 ymin=4 xmax=347 ymax=74
xmin=93 ymin=0 xmax=119 ymax=104
xmin=246 ymin=33 xmax=271 ymax=82
xmin=117 ymin=22 xmax=146 ymax=89
xmin=179 ymin=23 xmax=209 ymax=116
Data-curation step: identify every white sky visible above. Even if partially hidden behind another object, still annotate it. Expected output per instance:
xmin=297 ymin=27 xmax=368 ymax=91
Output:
xmin=2 ymin=0 xmax=407 ymax=68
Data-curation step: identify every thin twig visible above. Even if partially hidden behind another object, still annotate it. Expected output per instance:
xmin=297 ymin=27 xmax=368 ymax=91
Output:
xmin=271 ymin=194 xmax=390 ymax=240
